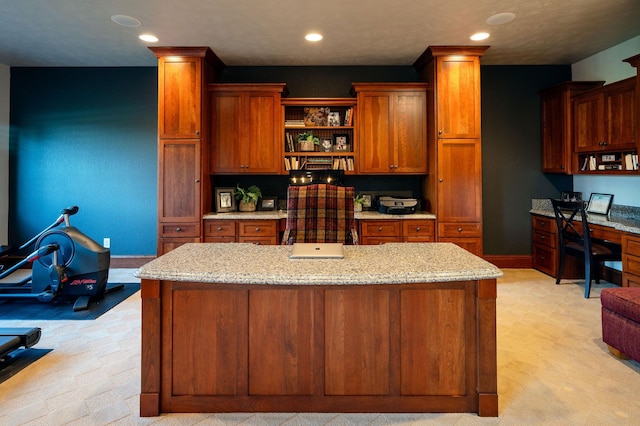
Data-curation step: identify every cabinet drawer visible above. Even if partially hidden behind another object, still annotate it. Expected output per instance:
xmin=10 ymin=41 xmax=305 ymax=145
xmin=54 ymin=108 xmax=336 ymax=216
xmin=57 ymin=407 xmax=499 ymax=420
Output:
xmin=622 ymin=233 xmax=640 ymax=257
xmin=238 ymin=220 xmax=277 ymax=237
xmin=360 ymin=220 xmax=401 ymax=237
xmin=532 ymin=215 xmax=555 ymax=233
xmin=532 ymin=228 xmax=556 ymax=249
xmin=623 ymin=254 xmax=640 ymax=277
xmin=532 ymin=243 xmax=556 ymax=277
xmin=160 ymin=223 xmax=200 ymax=237
xmin=438 ymin=222 xmax=481 ymax=238
xmin=238 ymin=236 xmax=278 ymax=245
xmin=361 ymin=236 xmax=401 ymax=245
xmin=204 ymin=236 xmax=236 ymax=243
xmin=574 ymin=222 xmax=621 ymax=244
xmin=623 ymin=273 xmax=640 ymax=288
xmin=403 ymin=220 xmax=435 ymax=239
xmin=204 ymin=220 xmax=236 ymax=237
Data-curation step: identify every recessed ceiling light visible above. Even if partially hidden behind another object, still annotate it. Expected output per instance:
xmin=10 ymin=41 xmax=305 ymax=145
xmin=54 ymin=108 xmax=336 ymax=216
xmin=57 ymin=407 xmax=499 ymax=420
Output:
xmin=305 ymin=33 xmax=323 ymax=42
xmin=139 ymin=34 xmax=159 ymax=43
xmin=470 ymin=32 xmax=490 ymax=41
xmin=486 ymin=12 xmax=516 ymax=26
xmin=111 ymin=15 xmax=141 ymax=27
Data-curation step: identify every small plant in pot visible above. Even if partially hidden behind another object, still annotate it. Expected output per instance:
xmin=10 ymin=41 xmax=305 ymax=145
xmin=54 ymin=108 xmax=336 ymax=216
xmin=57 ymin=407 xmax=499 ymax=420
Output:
xmin=297 ymin=131 xmax=320 ymax=151
xmin=354 ymin=193 xmax=366 ymax=212
xmin=235 ymin=185 xmax=262 ymax=212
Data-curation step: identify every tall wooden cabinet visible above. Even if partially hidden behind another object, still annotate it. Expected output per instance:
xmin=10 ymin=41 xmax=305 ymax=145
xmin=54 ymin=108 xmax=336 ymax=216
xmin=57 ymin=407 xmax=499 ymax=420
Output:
xmin=351 ymin=83 xmax=429 ymax=174
xmin=150 ymin=47 xmax=224 ymax=255
xmin=414 ymin=46 xmax=488 ymax=256
xmin=209 ymin=84 xmax=287 ymax=174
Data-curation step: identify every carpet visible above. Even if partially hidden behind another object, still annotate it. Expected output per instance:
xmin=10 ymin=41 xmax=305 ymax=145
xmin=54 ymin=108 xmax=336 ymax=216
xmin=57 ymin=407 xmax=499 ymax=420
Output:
xmin=0 ymin=284 xmax=139 ymax=320
xmin=0 ymin=348 xmax=53 ymax=384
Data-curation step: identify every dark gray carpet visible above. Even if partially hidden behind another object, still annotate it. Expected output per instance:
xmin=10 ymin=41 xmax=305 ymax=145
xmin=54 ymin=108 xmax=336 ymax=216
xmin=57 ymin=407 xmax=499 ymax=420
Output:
xmin=0 ymin=284 xmax=139 ymax=320
xmin=0 ymin=348 xmax=53 ymax=384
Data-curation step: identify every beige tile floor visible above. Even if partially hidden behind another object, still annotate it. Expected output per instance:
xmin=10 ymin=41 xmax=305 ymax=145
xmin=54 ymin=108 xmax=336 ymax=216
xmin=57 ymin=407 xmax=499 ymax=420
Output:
xmin=0 ymin=268 xmax=639 ymax=425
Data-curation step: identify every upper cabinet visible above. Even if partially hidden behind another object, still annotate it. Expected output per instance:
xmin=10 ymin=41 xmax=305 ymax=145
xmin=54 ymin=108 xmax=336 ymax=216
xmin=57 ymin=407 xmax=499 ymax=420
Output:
xmin=352 ymin=83 xmax=429 ymax=174
xmin=573 ymin=77 xmax=636 ymax=153
xmin=539 ymin=81 xmax=604 ymax=173
xmin=209 ymin=84 xmax=287 ymax=174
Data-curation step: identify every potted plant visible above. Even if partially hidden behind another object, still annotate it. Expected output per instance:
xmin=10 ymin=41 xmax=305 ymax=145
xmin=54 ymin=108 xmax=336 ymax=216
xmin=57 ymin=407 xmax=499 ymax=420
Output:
xmin=296 ymin=131 xmax=320 ymax=151
xmin=354 ymin=193 xmax=366 ymax=212
xmin=235 ymin=185 xmax=262 ymax=212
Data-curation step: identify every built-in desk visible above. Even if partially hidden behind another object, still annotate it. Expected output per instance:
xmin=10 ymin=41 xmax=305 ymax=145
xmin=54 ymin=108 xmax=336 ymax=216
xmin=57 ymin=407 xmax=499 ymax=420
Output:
xmin=530 ymin=200 xmax=640 ymax=287
xmin=136 ymin=242 xmax=502 ymax=417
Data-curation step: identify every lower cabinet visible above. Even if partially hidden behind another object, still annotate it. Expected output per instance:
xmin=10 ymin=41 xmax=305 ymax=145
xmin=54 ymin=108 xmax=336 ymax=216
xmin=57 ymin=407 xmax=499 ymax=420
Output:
xmin=622 ymin=233 xmax=640 ymax=287
xmin=204 ymin=219 xmax=279 ymax=245
xmin=360 ymin=219 xmax=435 ymax=245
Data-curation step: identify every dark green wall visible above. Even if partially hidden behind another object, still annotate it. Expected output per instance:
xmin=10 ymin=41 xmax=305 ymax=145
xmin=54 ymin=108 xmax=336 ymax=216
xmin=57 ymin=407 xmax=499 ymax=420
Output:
xmin=8 ymin=64 xmax=572 ymax=256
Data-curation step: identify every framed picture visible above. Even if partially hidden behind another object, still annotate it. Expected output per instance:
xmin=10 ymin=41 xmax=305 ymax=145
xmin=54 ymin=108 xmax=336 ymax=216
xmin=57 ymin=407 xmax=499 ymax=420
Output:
xmin=586 ymin=193 xmax=613 ymax=215
xmin=560 ymin=191 xmax=582 ymax=202
xmin=215 ymin=187 xmax=236 ymax=212
xmin=328 ymin=111 xmax=340 ymax=127
xmin=333 ymin=134 xmax=350 ymax=151
xmin=361 ymin=194 xmax=373 ymax=209
xmin=321 ymin=138 xmax=333 ymax=152
xmin=260 ymin=196 xmax=277 ymax=211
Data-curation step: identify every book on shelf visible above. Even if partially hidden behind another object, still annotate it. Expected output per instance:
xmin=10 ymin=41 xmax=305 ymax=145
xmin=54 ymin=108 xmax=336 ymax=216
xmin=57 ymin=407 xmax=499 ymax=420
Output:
xmin=625 ymin=153 xmax=639 ymax=171
xmin=343 ymin=108 xmax=354 ymax=126
xmin=285 ymin=119 xmax=305 ymax=128
xmin=285 ymin=132 xmax=295 ymax=152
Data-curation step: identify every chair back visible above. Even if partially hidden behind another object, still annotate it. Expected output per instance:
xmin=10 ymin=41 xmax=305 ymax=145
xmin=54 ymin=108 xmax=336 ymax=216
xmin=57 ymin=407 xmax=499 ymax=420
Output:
xmin=550 ymin=198 xmax=592 ymax=253
xmin=282 ymin=184 xmax=358 ymax=245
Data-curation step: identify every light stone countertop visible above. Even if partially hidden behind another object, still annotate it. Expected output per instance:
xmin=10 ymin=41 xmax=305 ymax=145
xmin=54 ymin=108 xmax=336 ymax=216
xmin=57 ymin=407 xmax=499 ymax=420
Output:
xmin=203 ymin=211 xmax=436 ymax=220
xmin=135 ymin=242 xmax=502 ymax=285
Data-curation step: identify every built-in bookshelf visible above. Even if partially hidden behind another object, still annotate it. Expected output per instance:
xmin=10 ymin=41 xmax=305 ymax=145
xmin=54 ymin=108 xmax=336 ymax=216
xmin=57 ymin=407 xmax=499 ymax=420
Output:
xmin=576 ymin=150 xmax=639 ymax=174
xmin=282 ymin=98 xmax=356 ymax=173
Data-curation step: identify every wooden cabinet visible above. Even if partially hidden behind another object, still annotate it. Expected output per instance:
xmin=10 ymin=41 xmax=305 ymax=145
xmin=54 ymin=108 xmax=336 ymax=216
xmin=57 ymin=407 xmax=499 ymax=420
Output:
xmin=539 ymin=81 xmax=604 ymax=173
xmin=573 ymin=77 xmax=636 ymax=153
xmin=359 ymin=218 xmax=434 ymax=245
xmin=414 ymin=46 xmax=488 ymax=256
xmin=531 ymin=214 xmax=558 ymax=277
xmin=210 ymin=84 xmax=286 ymax=174
xmin=151 ymin=47 xmax=223 ymax=255
xmin=204 ymin=219 xmax=279 ymax=245
xmin=352 ymin=83 xmax=428 ymax=174
xmin=622 ymin=233 xmax=640 ymax=288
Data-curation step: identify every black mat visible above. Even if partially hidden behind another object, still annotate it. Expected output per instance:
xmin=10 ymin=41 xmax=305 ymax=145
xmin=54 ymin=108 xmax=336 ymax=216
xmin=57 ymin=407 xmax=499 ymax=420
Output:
xmin=0 ymin=284 xmax=139 ymax=320
xmin=0 ymin=348 xmax=53 ymax=384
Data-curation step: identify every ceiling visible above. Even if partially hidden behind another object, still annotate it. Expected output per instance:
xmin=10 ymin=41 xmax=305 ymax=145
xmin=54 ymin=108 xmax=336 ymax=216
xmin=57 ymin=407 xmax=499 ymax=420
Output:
xmin=1 ymin=0 xmax=639 ymax=68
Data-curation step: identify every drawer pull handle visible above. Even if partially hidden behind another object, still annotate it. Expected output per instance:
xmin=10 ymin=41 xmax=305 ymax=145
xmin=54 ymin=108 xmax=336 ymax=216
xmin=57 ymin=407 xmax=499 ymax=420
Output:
xmin=255 ymin=227 xmax=260 ymax=231
xmin=540 ymin=235 xmax=545 ymax=240
xmin=457 ymin=227 xmax=462 ymax=232
xmin=378 ymin=227 xmax=383 ymax=231
xmin=416 ymin=227 xmax=421 ymax=231
xmin=217 ymin=227 xmax=223 ymax=231
xmin=176 ymin=227 xmax=182 ymax=232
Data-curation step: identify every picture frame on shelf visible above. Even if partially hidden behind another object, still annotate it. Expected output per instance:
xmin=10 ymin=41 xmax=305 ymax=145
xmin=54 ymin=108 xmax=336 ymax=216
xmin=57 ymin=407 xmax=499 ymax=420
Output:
xmin=304 ymin=107 xmax=329 ymax=126
xmin=328 ymin=112 xmax=340 ymax=127
xmin=333 ymin=134 xmax=350 ymax=151
xmin=361 ymin=194 xmax=373 ymax=209
xmin=215 ymin=187 xmax=236 ymax=212
xmin=260 ymin=196 xmax=277 ymax=211
xmin=560 ymin=191 xmax=582 ymax=202
xmin=586 ymin=193 xmax=613 ymax=216
xmin=321 ymin=138 xmax=333 ymax=152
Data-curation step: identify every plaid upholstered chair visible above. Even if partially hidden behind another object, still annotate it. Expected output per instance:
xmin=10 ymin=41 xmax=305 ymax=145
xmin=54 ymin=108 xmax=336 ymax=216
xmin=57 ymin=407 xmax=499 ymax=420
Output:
xmin=281 ymin=184 xmax=359 ymax=245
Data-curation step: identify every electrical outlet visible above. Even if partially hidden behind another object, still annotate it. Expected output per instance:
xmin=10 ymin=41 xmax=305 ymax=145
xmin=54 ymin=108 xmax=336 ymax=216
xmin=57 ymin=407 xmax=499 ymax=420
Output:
xmin=103 ymin=238 xmax=111 ymax=248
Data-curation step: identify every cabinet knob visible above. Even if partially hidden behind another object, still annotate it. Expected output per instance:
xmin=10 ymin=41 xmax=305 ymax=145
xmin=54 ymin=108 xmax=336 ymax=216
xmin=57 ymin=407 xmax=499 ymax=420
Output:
xmin=195 ymin=179 xmax=200 ymax=183
xmin=540 ymin=235 xmax=545 ymax=240
xmin=439 ymin=178 xmax=443 ymax=183
xmin=255 ymin=227 xmax=260 ymax=231
xmin=457 ymin=227 xmax=462 ymax=232
xmin=540 ymin=256 xmax=545 ymax=260
xmin=176 ymin=227 xmax=182 ymax=232
xmin=378 ymin=227 xmax=383 ymax=231
xmin=438 ymin=130 xmax=443 ymax=135
xmin=416 ymin=227 xmax=421 ymax=231
xmin=195 ymin=130 xmax=200 ymax=136
xmin=217 ymin=227 xmax=223 ymax=231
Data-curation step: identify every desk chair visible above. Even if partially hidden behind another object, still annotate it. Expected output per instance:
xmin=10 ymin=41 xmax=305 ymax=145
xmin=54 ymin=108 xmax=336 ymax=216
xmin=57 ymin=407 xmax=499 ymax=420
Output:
xmin=282 ymin=184 xmax=359 ymax=245
xmin=550 ymin=198 xmax=621 ymax=298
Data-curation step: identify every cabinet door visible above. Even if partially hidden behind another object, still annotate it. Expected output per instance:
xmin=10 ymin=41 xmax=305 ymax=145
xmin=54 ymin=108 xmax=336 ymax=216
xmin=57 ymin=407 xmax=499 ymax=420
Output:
xmin=358 ymin=93 xmax=394 ymax=173
xmin=573 ymin=93 xmax=604 ymax=152
xmin=437 ymin=139 xmax=482 ymax=223
xmin=158 ymin=139 xmax=201 ymax=223
xmin=244 ymin=92 xmax=281 ymax=173
xmin=541 ymin=92 xmax=567 ymax=172
xmin=157 ymin=56 xmax=201 ymax=139
xmin=394 ymin=91 xmax=427 ymax=173
xmin=436 ymin=57 xmax=481 ymax=139
xmin=212 ymin=92 xmax=244 ymax=173
xmin=604 ymin=80 xmax=636 ymax=150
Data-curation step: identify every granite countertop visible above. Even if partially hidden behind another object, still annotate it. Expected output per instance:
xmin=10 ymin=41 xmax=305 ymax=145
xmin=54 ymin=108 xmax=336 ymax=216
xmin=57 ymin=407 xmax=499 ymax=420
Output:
xmin=203 ymin=211 xmax=436 ymax=220
xmin=530 ymin=199 xmax=640 ymax=234
xmin=135 ymin=242 xmax=502 ymax=285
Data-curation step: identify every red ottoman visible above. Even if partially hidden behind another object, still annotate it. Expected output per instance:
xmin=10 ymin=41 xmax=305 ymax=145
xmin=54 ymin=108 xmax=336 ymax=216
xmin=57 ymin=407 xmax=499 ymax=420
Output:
xmin=601 ymin=287 xmax=640 ymax=362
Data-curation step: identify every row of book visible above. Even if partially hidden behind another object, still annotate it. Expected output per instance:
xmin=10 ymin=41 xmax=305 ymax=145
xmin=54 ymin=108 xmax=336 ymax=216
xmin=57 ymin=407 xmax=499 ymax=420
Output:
xmin=580 ymin=153 xmax=639 ymax=171
xmin=284 ymin=156 xmax=355 ymax=171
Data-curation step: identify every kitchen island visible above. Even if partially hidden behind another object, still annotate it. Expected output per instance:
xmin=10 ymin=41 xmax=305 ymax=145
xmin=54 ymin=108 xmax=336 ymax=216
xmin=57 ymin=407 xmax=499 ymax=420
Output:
xmin=136 ymin=243 xmax=503 ymax=417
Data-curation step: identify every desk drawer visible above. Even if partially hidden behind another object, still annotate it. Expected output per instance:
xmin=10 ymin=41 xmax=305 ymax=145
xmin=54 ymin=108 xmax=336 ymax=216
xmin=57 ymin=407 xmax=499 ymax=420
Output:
xmin=239 ymin=236 xmax=278 ymax=245
xmin=532 ymin=228 xmax=556 ymax=249
xmin=532 ymin=243 xmax=556 ymax=277
xmin=622 ymin=233 xmax=640 ymax=257
xmin=574 ymin=222 xmax=621 ymax=244
xmin=161 ymin=223 xmax=200 ymax=237
xmin=238 ymin=220 xmax=277 ymax=237
xmin=204 ymin=220 xmax=236 ymax=237
xmin=532 ymin=215 xmax=555 ymax=233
